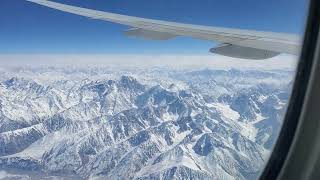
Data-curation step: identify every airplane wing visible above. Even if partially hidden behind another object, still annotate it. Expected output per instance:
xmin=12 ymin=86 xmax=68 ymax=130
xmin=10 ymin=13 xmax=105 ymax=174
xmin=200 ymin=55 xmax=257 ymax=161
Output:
xmin=26 ymin=0 xmax=301 ymax=60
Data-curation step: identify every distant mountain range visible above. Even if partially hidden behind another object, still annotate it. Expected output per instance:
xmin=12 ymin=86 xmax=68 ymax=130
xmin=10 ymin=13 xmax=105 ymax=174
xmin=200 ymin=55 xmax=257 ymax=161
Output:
xmin=0 ymin=66 xmax=294 ymax=179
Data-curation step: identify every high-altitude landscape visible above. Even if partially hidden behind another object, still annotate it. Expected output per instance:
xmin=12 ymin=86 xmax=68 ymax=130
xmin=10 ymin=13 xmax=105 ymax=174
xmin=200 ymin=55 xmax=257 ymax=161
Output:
xmin=0 ymin=63 xmax=294 ymax=179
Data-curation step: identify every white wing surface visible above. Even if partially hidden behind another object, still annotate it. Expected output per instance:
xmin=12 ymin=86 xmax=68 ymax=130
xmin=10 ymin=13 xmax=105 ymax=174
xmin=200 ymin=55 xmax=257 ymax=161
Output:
xmin=26 ymin=0 xmax=301 ymax=60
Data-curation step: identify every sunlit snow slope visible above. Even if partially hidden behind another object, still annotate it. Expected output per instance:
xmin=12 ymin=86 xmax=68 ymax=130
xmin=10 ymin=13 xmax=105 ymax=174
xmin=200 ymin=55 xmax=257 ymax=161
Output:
xmin=0 ymin=66 xmax=294 ymax=180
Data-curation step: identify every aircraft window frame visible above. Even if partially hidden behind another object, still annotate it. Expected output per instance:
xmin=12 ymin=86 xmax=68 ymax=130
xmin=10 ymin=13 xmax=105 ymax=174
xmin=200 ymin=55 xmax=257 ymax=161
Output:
xmin=260 ymin=0 xmax=320 ymax=179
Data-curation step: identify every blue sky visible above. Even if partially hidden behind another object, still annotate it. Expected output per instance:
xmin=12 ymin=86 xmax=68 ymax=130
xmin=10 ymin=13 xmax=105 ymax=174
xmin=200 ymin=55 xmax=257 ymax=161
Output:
xmin=0 ymin=0 xmax=309 ymax=54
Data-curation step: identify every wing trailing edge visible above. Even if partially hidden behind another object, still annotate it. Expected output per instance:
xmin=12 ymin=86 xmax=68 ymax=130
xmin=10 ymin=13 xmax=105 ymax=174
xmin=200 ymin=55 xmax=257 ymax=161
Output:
xmin=124 ymin=28 xmax=177 ymax=40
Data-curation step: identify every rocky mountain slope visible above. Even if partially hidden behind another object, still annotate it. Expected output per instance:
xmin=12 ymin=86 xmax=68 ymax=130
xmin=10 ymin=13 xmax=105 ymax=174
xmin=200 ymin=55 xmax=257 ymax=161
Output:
xmin=0 ymin=67 xmax=294 ymax=179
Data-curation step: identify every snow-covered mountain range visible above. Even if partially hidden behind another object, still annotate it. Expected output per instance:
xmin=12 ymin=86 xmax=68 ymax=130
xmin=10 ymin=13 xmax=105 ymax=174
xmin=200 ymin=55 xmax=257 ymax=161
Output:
xmin=0 ymin=66 xmax=294 ymax=179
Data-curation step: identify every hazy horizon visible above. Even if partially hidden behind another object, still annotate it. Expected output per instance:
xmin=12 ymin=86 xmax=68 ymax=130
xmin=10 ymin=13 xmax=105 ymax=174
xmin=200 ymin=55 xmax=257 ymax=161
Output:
xmin=0 ymin=54 xmax=297 ymax=71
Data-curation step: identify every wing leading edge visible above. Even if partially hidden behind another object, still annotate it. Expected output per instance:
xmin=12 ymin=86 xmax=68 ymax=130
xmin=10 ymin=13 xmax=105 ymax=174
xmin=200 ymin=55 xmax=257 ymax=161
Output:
xmin=26 ymin=0 xmax=301 ymax=60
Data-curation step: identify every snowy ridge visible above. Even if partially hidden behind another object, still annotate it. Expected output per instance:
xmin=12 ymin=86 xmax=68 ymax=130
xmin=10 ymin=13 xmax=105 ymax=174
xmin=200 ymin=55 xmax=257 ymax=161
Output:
xmin=0 ymin=67 xmax=293 ymax=179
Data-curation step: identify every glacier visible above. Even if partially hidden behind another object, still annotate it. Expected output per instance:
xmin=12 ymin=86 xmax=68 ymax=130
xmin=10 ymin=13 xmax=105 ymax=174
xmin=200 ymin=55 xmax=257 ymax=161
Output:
xmin=0 ymin=66 xmax=294 ymax=180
